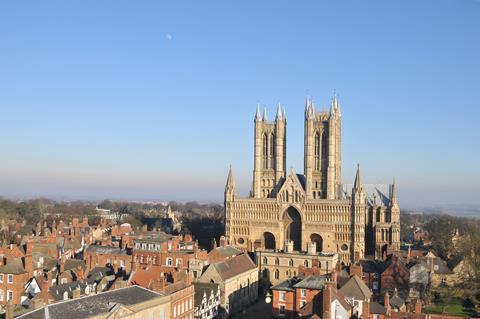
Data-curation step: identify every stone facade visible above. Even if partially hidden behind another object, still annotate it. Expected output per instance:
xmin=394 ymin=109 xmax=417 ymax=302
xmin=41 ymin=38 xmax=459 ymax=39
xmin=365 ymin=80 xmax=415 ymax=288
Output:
xmin=256 ymin=242 xmax=339 ymax=285
xmin=225 ymin=95 xmax=400 ymax=263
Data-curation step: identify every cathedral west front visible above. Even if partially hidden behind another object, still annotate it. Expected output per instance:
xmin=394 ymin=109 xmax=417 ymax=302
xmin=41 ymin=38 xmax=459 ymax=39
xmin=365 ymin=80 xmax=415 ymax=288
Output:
xmin=224 ymin=94 xmax=400 ymax=263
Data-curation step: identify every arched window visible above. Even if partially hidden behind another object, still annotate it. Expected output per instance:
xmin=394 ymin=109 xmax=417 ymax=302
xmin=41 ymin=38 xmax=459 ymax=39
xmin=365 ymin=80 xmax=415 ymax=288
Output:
xmin=275 ymin=257 xmax=280 ymax=266
xmin=304 ymin=260 xmax=309 ymax=267
xmin=263 ymin=133 xmax=268 ymax=169
xmin=274 ymin=269 xmax=279 ymax=279
xmin=269 ymin=133 xmax=275 ymax=169
xmin=288 ymin=259 xmax=294 ymax=267
xmin=321 ymin=131 xmax=328 ymax=168
xmin=263 ymin=257 xmax=268 ymax=265
xmin=314 ymin=131 xmax=320 ymax=170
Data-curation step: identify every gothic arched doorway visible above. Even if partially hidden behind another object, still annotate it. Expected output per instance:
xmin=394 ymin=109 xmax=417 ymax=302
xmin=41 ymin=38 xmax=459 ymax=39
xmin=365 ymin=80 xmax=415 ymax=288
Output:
xmin=283 ymin=207 xmax=302 ymax=251
xmin=264 ymin=232 xmax=276 ymax=250
xmin=310 ymin=233 xmax=323 ymax=252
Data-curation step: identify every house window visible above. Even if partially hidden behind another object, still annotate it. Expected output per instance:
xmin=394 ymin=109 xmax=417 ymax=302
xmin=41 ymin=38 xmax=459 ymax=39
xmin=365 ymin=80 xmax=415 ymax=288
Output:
xmin=289 ymin=259 xmax=294 ymax=267
xmin=279 ymin=291 xmax=286 ymax=301
xmin=167 ymin=258 xmax=173 ymax=266
xmin=7 ymin=290 xmax=13 ymax=301
xmin=0 ymin=274 xmax=3 ymax=283
xmin=263 ymin=257 xmax=268 ymax=265
xmin=279 ymin=305 xmax=285 ymax=315
xmin=61 ymin=278 xmax=67 ymax=284
xmin=7 ymin=274 xmax=13 ymax=284
xmin=0 ymin=290 xmax=3 ymax=301
xmin=275 ymin=258 xmax=279 ymax=265
xmin=275 ymin=269 xmax=279 ymax=279
xmin=176 ymin=258 xmax=182 ymax=267
xmin=301 ymin=289 xmax=306 ymax=298
xmin=304 ymin=260 xmax=309 ymax=267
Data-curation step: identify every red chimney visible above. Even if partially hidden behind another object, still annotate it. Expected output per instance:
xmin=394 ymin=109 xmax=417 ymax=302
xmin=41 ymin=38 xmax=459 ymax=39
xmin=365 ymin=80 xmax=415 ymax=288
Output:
xmin=349 ymin=263 xmax=363 ymax=278
xmin=322 ymin=282 xmax=334 ymax=319
xmin=219 ymin=236 xmax=227 ymax=247
xmin=415 ymin=299 xmax=422 ymax=314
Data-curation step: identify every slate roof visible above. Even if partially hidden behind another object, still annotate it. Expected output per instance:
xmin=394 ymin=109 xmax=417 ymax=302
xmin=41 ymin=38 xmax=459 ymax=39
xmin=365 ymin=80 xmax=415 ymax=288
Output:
xmin=293 ymin=275 xmax=328 ymax=290
xmin=390 ymin=295 xmax=405 ymax=309
xmin=64 ymin=259 xmax=86 ymax=271
xmin=370 ymin=302 xmax=387 ymax=315
xmin=86 ymin=245 xmax=128 ymax=255
xmin=271 ymin=277 xmax=303 ymax=292
xmin=0 ymin=258 xmax=26 ymax=274
xmin=17 ymin=286 xmax=165 ymax=319
xmin=49 ymin=282 xmax=87 ymax=301
xmin=194 ymin=282 xmax=219 ymax=305
xmin=212 ymin=254 xmax=256 ymax=281
xmin=209 ymin=246 xmax=242 ymax=258
xmin=339 ymin=275 xmax=372 ymax=301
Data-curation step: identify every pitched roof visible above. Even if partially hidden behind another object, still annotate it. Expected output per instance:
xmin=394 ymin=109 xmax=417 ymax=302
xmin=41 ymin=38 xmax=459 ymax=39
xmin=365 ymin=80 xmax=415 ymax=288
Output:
xmin=86 ymin=245 xmax=128 ymax=255
xmin=370 ymin=301 xmax=387 ymax=315
xmin=339 ymin=275 xmax=372 ymax=301
xmin=0 ymin=258 xmax=26 ymax=274
xmin=271 ymin=277 xmax=302 ymax=292
xmin=209 ymin=246 xmax=242 ymax=258
xmin=293 ymin=275 xmax=328 ymax=290
xmin=17 ymin=286 xmax=165 ymax=319
xmin=211 ymin=253 xmax=256 ymax=281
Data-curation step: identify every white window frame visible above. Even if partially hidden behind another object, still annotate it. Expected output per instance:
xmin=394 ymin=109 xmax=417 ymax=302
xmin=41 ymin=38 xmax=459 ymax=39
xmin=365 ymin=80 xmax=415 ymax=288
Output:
xmin=279 ymin=291 xmax=286 ymax=302
xmin=7 ymin=274 xmax=13 ymax=284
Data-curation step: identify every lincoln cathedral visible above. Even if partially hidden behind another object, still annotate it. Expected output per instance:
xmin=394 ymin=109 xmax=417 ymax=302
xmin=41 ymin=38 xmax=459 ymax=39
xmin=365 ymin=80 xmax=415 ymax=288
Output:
xmin=224 ymin=94 xmax=400 ymax=263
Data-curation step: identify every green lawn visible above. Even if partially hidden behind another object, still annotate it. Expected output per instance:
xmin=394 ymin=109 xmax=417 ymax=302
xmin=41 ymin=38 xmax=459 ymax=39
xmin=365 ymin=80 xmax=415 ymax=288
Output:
xmin=423 ymin=297 xmax=474 ymax=317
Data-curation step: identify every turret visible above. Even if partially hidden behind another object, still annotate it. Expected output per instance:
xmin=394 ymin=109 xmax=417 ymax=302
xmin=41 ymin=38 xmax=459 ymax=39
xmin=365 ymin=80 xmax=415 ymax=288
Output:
xmin=255 ymin=104 xmax=261 ymax=122
xmin=225 ymin=165 xmax=236 ymax=202
xmin=390 ymin=177 xmax=398 ymax=207
xmin=352 ymin=164 xmax=365 ymax=204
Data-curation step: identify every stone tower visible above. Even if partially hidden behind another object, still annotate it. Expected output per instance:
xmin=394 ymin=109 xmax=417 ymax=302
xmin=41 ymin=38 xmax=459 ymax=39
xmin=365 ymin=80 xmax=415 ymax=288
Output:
xmin=304 ymin=95 xmax=342 ymax=200
xmin=252 ymin=104 xmax=287 ymax=198
xmin=224 ymin=93 xmax=400 ymax=264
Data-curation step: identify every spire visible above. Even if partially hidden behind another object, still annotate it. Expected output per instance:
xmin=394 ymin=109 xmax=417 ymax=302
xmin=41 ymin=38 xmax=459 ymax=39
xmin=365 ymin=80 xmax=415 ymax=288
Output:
xmin=262 ymin=107 xmax=268 ymax=122
xmin=225 ymin=165 xmax=236 ymax=198
xmin=305 ymin=95 xmax=312 ymax=118
xmin=276 ymin=103 xmax=283 ymax=121
xmin=226 ymin=165 xmax=235 ymax=188
xmin=255 ymin=104 xmax=261 ymax=121
xmin=330 ymin=97 xmax=336 ymax=117
xmin=333 ymin=90 xmax=341 ymax=117
xmin=310 ymin=97 xmax=316 ymax=117
xmin=390 ymin=176 xmax=397 ymax=206
xmin=282 ymin=105 xmax=286 ymax=120
xmin=353 ymin=164 xmax=363 ymax=190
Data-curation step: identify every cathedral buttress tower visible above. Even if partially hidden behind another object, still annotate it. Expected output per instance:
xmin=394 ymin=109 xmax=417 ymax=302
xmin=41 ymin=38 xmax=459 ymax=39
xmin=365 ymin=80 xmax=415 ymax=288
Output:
xmin=253 ymin=105 xmax=286 ymax=198
xmin=304 ymin=95 xmax=342 ymax=200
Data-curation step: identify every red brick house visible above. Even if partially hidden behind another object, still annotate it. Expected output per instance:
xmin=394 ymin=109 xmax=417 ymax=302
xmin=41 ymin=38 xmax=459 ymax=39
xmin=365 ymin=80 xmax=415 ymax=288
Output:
xmin=0 ymin=258 xmax=30 ymax=305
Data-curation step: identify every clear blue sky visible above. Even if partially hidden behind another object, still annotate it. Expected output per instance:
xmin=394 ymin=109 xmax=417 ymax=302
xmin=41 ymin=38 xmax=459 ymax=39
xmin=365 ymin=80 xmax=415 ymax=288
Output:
xmin=0 ymin=1 xmax=479 ymax=208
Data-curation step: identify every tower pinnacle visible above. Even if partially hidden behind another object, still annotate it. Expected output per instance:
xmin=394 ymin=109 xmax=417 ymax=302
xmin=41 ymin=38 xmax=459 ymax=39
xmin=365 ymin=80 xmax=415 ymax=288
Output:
xmin=276 ymin=103 xmax=283 ymax=121
xmin=263 ymin=107 xmax=268 ymax=122
xmin=255 ymin=104 xmax=261 ymax=121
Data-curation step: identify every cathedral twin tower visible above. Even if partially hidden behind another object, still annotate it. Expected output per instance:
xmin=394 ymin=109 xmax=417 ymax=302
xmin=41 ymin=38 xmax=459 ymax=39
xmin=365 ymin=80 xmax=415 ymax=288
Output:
xmin=225 ymin=94 xmax=400 ymax=263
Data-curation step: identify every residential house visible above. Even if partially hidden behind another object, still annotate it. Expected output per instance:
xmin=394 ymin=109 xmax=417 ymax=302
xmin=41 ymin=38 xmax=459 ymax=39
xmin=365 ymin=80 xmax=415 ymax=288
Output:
xmin=198 ymin=253 xmax=258 ymax=315
xmin=16 ymin=286 xmax=171 ymax=319
xmin=193 ymin=282 xmax=220 ymax=319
